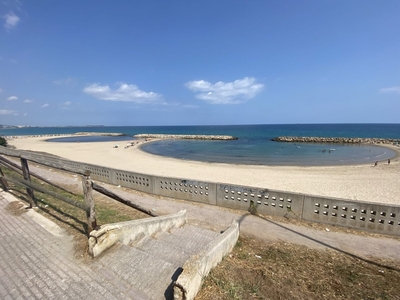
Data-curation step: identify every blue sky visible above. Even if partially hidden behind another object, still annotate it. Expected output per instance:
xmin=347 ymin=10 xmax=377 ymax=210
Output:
xmin=1 ymin=1 xmax=399 ymax=126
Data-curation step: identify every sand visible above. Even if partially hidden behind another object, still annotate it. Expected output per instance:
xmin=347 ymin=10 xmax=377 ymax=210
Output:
xmin=6 ymin=136 xmax=400 ymax=205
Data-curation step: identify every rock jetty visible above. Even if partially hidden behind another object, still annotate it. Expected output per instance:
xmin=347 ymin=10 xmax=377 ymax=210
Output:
xmin=272 ymin=136 xmax=400 ymax=144
xmin=134 ymin=134 xmax=238 ymax=140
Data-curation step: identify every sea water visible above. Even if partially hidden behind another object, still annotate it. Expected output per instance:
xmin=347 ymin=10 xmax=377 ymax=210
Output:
xmin=1 ymin=124 xmax=399 ymax=166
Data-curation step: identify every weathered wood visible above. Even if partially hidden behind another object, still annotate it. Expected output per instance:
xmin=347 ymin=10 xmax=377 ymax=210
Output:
xmin=2 ymin=175 xmax=88 ymax=211
xmin=92 ymin=182 xmax=158 ymax=217
xmin=0 ymin=146 xmax=21 ymax=157
xmin=82 ymin=175 xmax=97 ymax=235
xmin=0 ymin=155 xmax=79 ymax=196
xmin=0 ymin=156 xmax=24 ymax=174
xmin=0 ymin=167 xmax=9 ymax=191
xmin=20 ymin=158 xmax=35 ymax=208
xmin=0 ymin=146 xmax=87 ymax=175
xmin=20 ymin=153 xmax=88 ymax=176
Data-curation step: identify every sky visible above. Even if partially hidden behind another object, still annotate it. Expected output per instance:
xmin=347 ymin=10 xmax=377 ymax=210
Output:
xmin=1 ymin=0 xmax=400 ymax=126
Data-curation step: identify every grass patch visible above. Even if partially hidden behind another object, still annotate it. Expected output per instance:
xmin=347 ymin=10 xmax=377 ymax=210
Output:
xmin=196 ymin=236 xmax=400 ymax=300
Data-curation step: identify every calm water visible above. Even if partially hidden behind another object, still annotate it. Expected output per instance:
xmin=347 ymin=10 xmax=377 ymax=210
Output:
xmin=1 ymin=124 xmax=399 ymax=166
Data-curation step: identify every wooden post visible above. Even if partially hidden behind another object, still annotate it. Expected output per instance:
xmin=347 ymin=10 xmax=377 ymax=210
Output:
xmin=82 ymin=171 xmax=97 ymax=235
xmin=0 ymin=167 xmax=9 ymax=191
xmin=20 ymin=158 xmax=36 ymax=208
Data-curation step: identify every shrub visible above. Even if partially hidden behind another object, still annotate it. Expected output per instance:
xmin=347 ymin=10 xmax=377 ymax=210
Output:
xmin=0 ymin=137 xmax=7 ymax=147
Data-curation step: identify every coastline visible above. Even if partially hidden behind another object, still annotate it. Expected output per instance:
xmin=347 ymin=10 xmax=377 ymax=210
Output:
xmin=4 ymin=135 xmax=400 ymax=205
xmin=3 ymin=132 xmax=126 ymax=139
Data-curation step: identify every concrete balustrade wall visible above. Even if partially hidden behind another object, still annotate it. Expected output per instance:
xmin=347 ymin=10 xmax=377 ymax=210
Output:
xmin=1 ymin=147 xmax=399 ymax=236
xmin=153 ymin=177 xmax=217 ymax=205
xmin=302 ymin=195 xmax=400 ymax=235
xmin=216 ymin=183 xmax=305 ymax=218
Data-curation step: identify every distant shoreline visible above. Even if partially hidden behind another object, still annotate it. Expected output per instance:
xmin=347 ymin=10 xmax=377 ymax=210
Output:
xmin=134 ymin=134 xmax=238 ymax=140
xmin=3 ymin=132 xmax=238 ymax=141
xmin=2 ymin=132 xmax=126 ymax=140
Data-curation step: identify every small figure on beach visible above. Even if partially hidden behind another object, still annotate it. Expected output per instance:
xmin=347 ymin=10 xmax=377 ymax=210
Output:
xmin=374 ymin=161 xmax=378 ymax=167
xmin=388 ymin=159 xmax=390 ymax=164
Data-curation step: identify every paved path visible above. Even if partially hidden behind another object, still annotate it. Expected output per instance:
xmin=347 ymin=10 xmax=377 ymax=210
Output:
xmin=0 ymin=191 xmax=150 ymax=300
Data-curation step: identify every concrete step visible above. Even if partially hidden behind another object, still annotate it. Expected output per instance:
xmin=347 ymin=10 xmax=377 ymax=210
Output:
xmin=136 ymin=236 xmax=191 ymax=266
xmin=96 ymin=243 xmax=181 ymax=299
xmin=169 ymin=224 xmax=220 ymax=241
xmin=155 ymin=231 xmax=211 ymax=255
xmin=94 ymin=224 xmax=223 ymax=299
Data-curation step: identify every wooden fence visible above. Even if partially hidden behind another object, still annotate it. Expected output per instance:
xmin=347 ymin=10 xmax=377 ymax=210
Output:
xmin=0 ymin=151 xmax=156 ymax=235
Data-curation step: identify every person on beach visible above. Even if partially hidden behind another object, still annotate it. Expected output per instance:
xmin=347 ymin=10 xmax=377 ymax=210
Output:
xmin=374 ymin=161 xmax=378 ymax=167
xmin=388 ymin=159 xmax=390 ymax=164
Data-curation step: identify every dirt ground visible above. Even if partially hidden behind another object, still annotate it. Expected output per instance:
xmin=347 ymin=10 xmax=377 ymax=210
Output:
xmin=196 ymin=235 xmax=400 ymax=300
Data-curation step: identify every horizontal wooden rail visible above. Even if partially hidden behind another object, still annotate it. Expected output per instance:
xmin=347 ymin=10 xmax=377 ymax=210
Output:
xmin=0 ymin=156 xmax=79 ymax=196
xmin=0 ymin=157 xmax=23 ymax=174
xmin=92 ymin=182 xmax=158 ymax=217
xmin=0 ymin=147 xmax=87 ymax=175
xmin=20 ymin=153 xmax=88 ymax=176
xmin=2 ymin=175 xmax=88 ymax=211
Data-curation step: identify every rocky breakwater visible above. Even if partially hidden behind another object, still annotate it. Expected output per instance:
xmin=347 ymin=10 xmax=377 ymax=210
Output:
xmin=74 ymin=132 xmax=126 ymax=136
xmin=272 ymin=136 xmax=400 ymax=145
xmin=134 ymin=134 xmax=238 ymax=140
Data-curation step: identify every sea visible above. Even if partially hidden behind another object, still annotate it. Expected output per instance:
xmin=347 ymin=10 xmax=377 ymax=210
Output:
xmin=1 ymin=124 xmax=399 ymax=166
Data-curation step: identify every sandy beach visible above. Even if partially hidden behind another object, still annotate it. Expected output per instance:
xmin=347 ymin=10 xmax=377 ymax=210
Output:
xmin=5 ymin=136 xmax=400 ymax=205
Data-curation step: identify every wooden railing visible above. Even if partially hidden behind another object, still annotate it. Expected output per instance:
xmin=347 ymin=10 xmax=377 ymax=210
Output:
xmin=0 ymin=149 xmax=156 ymax=235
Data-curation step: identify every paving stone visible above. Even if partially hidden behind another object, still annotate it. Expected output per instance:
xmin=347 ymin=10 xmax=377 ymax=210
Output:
xmin=170 ymin=224 xmax=220 ymax=240
xmin=0 ymin=193 xmax=142 ymax=299
xmin=0 ymin=190 xmax=225 ymax=300
xmin=136 ymin=236 xmax=190 ymax=266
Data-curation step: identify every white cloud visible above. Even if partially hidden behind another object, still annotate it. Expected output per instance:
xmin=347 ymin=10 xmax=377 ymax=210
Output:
xmin=0 ymin=109 xmax=16 ymax=115
xmin=380 ymin=86 xmax=400 ymax=94
xmin=23 ymin=112 xmax=27 ymax=116
xmin=41 ymin=104 xmax=49 ymax=108
xmin=59 ymin=101 xmax=71 ymax=110
xmin=83 ymin=82 xmax=162 ymax=103
xmin=24 ymin=99 xmax=33 ymax=103
xmin=3 ymin=11 xmax=20 ymax=30
xmin=7 ymin=96 xmax=18 ymax=101
xmin=0 ymin=88 xmax=3 ymax=93
xmin=185 ymin=77 xmax=264 ymax=104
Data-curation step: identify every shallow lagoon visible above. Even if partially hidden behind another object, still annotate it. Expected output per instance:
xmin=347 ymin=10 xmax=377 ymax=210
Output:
xmin=141 ymin=139 xmax=395 ymax=166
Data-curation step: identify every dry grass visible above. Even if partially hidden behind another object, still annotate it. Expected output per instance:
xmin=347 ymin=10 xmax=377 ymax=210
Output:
xmin=196 ymin=235 xmax=400 ymax=300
